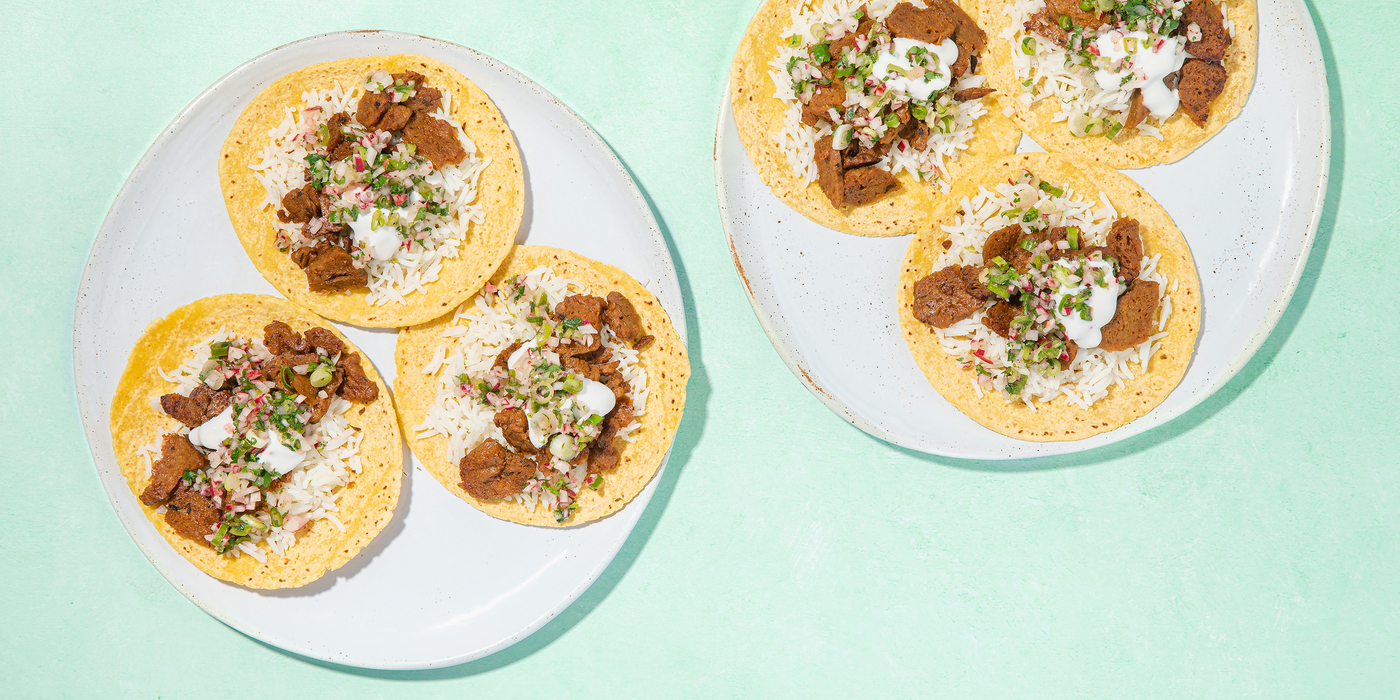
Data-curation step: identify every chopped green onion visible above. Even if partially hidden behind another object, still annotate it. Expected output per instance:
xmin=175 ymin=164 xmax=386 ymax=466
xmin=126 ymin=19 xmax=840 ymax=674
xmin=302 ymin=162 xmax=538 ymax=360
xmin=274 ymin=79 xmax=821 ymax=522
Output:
xmin=309 ymin=364 xmax=334 ymax=388
xmin=788 ymin=34 xmax=802 ymax=47
xmin=210 ymin=341 xmax=230 ymax=359
xmin=1058 ymin=15 xmax=1073 ymax=31
xmin=1038 ymin=181 xmax=1064 ymax=197
xmin=1066 ymin=227 xmax=1080 ymax=249
xmin=1021 ymin=36 xmax=1037 ymax=54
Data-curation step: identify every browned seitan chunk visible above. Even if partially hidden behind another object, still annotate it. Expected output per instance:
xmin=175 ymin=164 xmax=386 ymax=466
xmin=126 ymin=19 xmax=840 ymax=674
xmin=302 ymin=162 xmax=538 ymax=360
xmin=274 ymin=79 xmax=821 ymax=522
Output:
xmin=1099 ymin=279 xmax=1160 ymax=351
xmin=459 ymin=439 xmax=537 ymax=500
xmin=912 ymin=264 xmax=992 ymax=328
xmin=1177 ymin=59 xmax=1227 ymax=126
xmin=1182 ymin=0 xmax=1231 ymax=62
xmin=141 ymin=433 xmax=204 ymax=506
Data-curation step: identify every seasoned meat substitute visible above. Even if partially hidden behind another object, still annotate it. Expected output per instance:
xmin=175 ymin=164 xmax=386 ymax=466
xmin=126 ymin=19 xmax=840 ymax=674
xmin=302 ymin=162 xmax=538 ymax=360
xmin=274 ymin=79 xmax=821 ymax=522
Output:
xmin=1177 ymin=59 xmax=1227 ymax=126
xmin=912 ymin=264 xmax=992 ymax=328
xmin=163 ymin=481 xmax=221 ymax=547
xmin=1105 ymin=217 xmax=1143 ymax=282
xmin=603 ymin=291 xmax=644 ymax=342
xmin=1099 ymin=279 xmax=1160 ymax=351
xmin=303 ymin=327 xmax=343 ymax=355
xmin=325 ymin=112 xmax=349 ymax=154
xmin=140 ymin=433 xmax=205 ymax=506
xmin=1182 ymin=0 xmax=1231 ymax=62
xmin=356 ymin=90 xmax=390 ymax=128
xmin=843 ymin=166 xmax=899 ymax=206
xmin=588 ymin=396 xmax=634 ymax=474
xmin=160 ymin=384 xmax=232 ymax=429
xmin=404 ymin=86 xmax=442 ymax=117
xmin=982 ymin=225 xmax=1022 ymax=264
xmin=554 ymin=294 xmax=607 ymax=356
xmin=954 ymin=87 xmax=996 ymax=102
xmin=886 ymin=2 xmax=956 ymax=44
xmin=459 ymin=439 xmax=537 ymax=500
xmin=930 ymin=0 xmax=989 ymax=52
xmin=801 ymin=84 xmax=846 ymax=127
xmin=377 ymin=104 xmax=413 ymax=132
xmin=982 ymin=299 xmax=1021 ymax=339
xmin=494 ymin=408 xmax=538 ymax=454
xmin=279 ymin=184 xmax=320 ymax=223
xmin=304 ymin=246 xmax=368 ymax=293
xmin=336 ymin=352 xmax=379 ymax=403
xmin=1125 ymin=89 xmax=1149 ymax=129
xmin=401 ymin=115 xmax=466 ymax=170
xmin=264 ymin=320 xmax=309 ymax=355
xmin=815 ymin=139 xmax=846 ymax=207
xmin=564 ymin=356 xmax=601 ymax=382
xmin=493 ymin=341 xmax=523 ymax=372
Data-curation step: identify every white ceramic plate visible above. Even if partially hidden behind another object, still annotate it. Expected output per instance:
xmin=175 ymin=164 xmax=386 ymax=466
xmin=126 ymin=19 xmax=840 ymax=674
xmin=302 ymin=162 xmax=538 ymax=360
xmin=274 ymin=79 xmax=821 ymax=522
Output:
xmin=74 ymin=31 xmax=684 ymax=669
xmin=716 ymin=0 xmax=1327 ymax=459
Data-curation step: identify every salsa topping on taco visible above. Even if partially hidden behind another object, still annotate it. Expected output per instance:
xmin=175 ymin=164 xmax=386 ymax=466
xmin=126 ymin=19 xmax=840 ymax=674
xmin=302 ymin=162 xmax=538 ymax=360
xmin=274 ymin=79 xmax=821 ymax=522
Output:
xmin=771 ymin=0 xmax=998 ymax=207
xmin=251 ymin=69 xmax=488 ymax=304
xmin=414 ymin=267 xmax=653 ymax=523
xmin=137 ymin=321 xmax=380 ymax=558
xmin=911 ymin=168 xmax=1176 ymax=406
xmin=1005 ymin=0 xmax=1233 ymax=139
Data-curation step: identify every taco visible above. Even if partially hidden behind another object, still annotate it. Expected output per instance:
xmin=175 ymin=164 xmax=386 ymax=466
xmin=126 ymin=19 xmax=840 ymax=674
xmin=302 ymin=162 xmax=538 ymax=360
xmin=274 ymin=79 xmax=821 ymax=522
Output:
xmin=731 ymin=0 xmax=1021 ymax=236
xmin=898 ymin=152 xmax=1200 ymax=440
xmin=395 ymin=246 xmax=689 ymax=526
xmin=219 ymin=54 xmax=524 ymax=327
xmin=980 ymin=0 xmax=1257 ymax=168
xmin=109 ymin=294 xmax=401 ymax=588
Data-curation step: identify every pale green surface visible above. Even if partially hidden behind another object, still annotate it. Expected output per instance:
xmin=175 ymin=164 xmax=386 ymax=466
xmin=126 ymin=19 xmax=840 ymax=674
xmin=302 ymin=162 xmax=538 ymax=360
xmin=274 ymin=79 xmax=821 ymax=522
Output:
xmin=2 ymin=0 xmax=1397 ymax=696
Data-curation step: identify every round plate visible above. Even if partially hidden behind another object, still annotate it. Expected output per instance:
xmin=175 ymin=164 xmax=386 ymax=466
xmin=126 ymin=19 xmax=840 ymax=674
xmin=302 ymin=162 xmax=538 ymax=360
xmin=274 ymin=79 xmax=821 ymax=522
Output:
xmin=74 ymin=31 xmax=685 ymax=669
xmin=716 ymin=0 xmax=1327 ymax=459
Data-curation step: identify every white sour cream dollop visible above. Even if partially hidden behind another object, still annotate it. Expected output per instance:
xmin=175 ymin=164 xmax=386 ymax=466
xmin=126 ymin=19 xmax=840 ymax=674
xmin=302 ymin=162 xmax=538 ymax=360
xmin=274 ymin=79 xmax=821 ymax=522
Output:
xmin=258 ymin=432 xmax=306 ymax=476
xmin=187 ymin=405 xmax=234 ymax=450
xmin=1092 ymin=32 xmax=1186 ymax=119
xmin=348 ymin=189 xmax=423 ymax=263
xmin=871 ymin=37 xmax=960 ymax=101
xmin=574 ymin=378 xmax=617 ymax=420
xmin=1052 ymin=259 xmax=1122 ymax=350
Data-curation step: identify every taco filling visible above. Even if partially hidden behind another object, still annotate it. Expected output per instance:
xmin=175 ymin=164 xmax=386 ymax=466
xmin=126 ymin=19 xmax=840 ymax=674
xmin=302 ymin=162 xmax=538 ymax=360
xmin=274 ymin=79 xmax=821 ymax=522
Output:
xmin=1003 ymin=0 xmax=1233 ymax=139
xmin=249 ymin=69 xmax=488 ymax=305
xmin=911 ymin=168 xmax=1176 ymax=407
xmin=770 ymin=0 xmax=999 ymax=207
xmin=135 ymin=321 xmax=380 ymax=559
xmin=413 ymin=267 xmax=654 ymax=523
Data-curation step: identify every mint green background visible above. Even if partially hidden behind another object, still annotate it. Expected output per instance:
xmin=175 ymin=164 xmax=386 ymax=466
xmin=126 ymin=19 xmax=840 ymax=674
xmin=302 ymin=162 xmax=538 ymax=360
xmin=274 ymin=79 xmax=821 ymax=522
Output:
xmin=4 ymin=0 xmax=1397 ymax=696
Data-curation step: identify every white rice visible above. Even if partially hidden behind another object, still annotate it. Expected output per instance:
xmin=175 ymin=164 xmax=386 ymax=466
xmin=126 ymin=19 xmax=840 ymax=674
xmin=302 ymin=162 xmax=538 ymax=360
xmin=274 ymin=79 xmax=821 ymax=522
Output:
xmin=927 ymin=178 xmax=1175 ymax=408
xmin=767 ymin=0 xmax=992 ymax=190
xmin=145 ymin=329 xmax=365 ymax=559
xmin=249 ymin=82 xmax=489 ymax=306
xmin=413 ymin=266 xmax=648 ymax=514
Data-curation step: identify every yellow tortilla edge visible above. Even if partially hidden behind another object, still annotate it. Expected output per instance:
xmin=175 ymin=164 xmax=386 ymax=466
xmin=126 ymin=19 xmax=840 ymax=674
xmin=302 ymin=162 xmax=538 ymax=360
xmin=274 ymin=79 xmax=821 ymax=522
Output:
xmin=394 ymin=246 xmax=690 ymax=527
xmin=729 ymin=0 xmax=1023 ymax=237
xmin=218 ymin=54 xmax=524 ymax=327
xmin=108 ymin=294 xmax=402 ymax=588
xmin=896 ymin=152 xmax=1201 ymax=441
xmin=980 ymin=0 xmax=1258 ymax=168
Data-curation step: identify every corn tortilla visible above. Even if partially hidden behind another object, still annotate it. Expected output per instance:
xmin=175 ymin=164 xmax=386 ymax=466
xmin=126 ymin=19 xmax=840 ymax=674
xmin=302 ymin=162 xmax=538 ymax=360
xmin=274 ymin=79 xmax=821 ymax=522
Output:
xmin=979 ymin=0 xmax=1257 ymax=168
xmin=395 ymin=246 xmax=689 ymax=526
xmin=109 ymin=294 xmax=402 ymax=588
xmin=897 ymin=152 xmax=1200 ymax=440
xmin=219 ymin=54 xmax=524 ymax=327
xmin=730 ymin=0 xmax=1023 ymax=237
